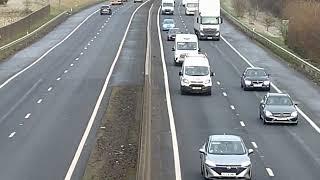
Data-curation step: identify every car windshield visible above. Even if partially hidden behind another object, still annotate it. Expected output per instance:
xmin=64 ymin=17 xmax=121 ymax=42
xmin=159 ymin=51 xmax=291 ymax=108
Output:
xmin=184 ymin=66 xmax=209 ymax=76
xmin=201 ymin=16 xmax=219 ymax=25
xmin=163 ymin=19 xmax=174 ymax=24
xmin=208 ymin=141 xmax=246 ymax=155
xmin=101 ymin=5 xmax=109 ymax=8
xmin=177 ymin=42 xmax=197 ymax=50
xmin=245 ymin=69 xmax=267 ymax=77
xmin=187 ymin=3 xmax=197 ymax=7
xmin=163 ymin=3 xmax=174 ymax=7
xmin=266 ymin=96 xmax=293 ymax=106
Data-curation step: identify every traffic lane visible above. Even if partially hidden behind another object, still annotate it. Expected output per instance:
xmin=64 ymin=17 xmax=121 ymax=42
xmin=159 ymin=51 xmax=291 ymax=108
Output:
xmin=150 ymin=2 xmax=177 ymax=180
xmin=0 ymin=3 xmax=133 ymax=128
xmin=0 ymin=3 xmax=140 ymax=180
xmin=159 ymin=12 xmax=271 ymax=180
xmin=199 ymin=41 xmax=320 ymax=180
xmin=178 ymin=7 xmax=320 ymax=179
xmin=221 ymin=20 xmax=320 ymax=130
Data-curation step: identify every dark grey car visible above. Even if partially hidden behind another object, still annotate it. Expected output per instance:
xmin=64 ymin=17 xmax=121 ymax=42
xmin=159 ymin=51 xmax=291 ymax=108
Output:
xmin=241 ymin=67 xmax=270 ymax=91
xmin=100 ymin=5 xmax=112 ymax=15
xmin=199 ymin=135 xmax=253 ymax=179
xmin=167 ymin=28 xmax=180 ymax=41
xmin=259 ymin=93 xmax=298 ymax=125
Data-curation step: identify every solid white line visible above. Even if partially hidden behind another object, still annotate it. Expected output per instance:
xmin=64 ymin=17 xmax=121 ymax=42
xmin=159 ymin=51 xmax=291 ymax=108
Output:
xmin=48 ymin=87 xmax=53 ymax=91
xmin=251 ymin=141 xmax=258 ymax=149
xmin=157 ymin=6 xmax=182 ymax=180
xmin=64 ymin=70 xmax=68 ymax=73
xmin=8 ymin=132 xmax=16 ymax=138
xmin=266 ymin=168 xmax=275 ymax=176
xmin=64 ymin=1 xmax=151 ymax=179
xmin=221 ymin=36 xmax=320 ymax=134
xmin=240 ymin=121 xmax=245 ymax=127
xmin=0 ymin=9 xmax=99 ymax=89
xmin=223 ymin=92 xmax=227 ymax=96
xmin=25 ymin=113 xmax=31 ymax=119
xmin=230 ymin=105 xmax=235 ymax=110
xmin=37 ymin=99 xmax=43 ymax=104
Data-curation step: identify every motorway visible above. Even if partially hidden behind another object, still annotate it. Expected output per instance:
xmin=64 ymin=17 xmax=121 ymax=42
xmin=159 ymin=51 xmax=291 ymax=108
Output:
xmin=0 ymin=1 xmax=150 ymax=179
xmin=151 ymin=0 xmax=320 ymax=180
xmin=1 ymin=0 xmax=320 ymax=179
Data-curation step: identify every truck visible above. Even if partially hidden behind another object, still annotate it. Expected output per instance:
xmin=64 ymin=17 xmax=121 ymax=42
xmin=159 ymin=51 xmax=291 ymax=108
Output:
xmin=193 ymin=0 xmax=223 ymax=40
xmin=161 ymin=0 xmax=175 ymax=15
xmin=185 ymin=0 xmax=198 ymax=15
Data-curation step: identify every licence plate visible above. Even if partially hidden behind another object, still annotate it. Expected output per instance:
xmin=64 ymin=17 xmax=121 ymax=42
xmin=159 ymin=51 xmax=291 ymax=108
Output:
xmin=221 ymin=173 xmax=236 ymax=177
xmin=192 ymin=87 xmax=201 ymax=90
xmin=207 ymin=37 xmax=213 ymax=39
xmin=276 ymin=117 xmax=288 ymax=121
xmin=253 ymin=84 xmax=263 ymax=87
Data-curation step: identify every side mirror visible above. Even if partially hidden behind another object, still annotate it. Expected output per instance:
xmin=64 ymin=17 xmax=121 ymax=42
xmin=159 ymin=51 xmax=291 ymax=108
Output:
xmin=199 ymin=147 xmax=206 ymax=154
xmin=268 ymin=74 xmax=271 ymax=77
xmin=260 ymin=100 xmax=264 ymax=104
xmin=293 ymin=101 xmax=299 ymax=106
xmin=198 ymin=48 xmax=201 ymax=52
xmin=179 ymin=72 xmax=182 ymax=76
xmin=172 ymin=47 xmax=175 ymax=51
xmin=210 ymin=72 xmax=214 ymax=76
xmin=220 ymin=17 xmax=223 ymax=24
xmin=248 ymin=149 xmax=254 ymax=155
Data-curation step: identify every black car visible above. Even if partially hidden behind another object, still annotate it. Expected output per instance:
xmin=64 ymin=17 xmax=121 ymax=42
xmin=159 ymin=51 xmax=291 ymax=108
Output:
xmin=241 ymin=67 xmax=270 ymax=91
xmin=259 ymin=93 xmax=298 ymax=125
xmin=100 ymin=5 xmax=112 ymax=15
xmin=167 ymin=28 xmax=180 ymax=41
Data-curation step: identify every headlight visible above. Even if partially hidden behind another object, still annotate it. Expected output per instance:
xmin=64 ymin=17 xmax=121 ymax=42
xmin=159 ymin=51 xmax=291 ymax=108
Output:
xmin=265 ymin=110 xmax=273 ymax=117
xmin=291 ymin=111 xmax=298 ymax=117
xmin=241 ymin=161 xmax=251 ymax=167
xmin=204 ymin=79 xmax=211 ymax=84
xmin=182 ymin=78 xmax=189 ymax=84
xmin=263 ymin=81 xmax=270 ymax=85
xmin=215 ymin=31 xmax=220 ymax=36
xmin=200 ymin=26 xmax=203 ymax=31
xmin=205 ymin=160 xmax=216 ymax=167
xmin=244 ymin=80 xmax=251 ymax=85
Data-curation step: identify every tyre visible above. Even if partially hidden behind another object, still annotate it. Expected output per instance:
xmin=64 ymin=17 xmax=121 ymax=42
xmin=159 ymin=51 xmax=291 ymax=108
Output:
xmin=263 ymin=118 xmax=268 ymax=125
xmin=243 ymin=86 xmax=249 ymax=91
xmin=206 ymin=90 xmax=212 ymax=96
xmin=293 ymin=121 xmax=298 ymax=126
xmin=174 ymin=60 xmax=179 ymax=66
xmin=266 ymin=87 xmax=271 ymax=91
xmin=180 ymin=88 xmax=186 ymax=95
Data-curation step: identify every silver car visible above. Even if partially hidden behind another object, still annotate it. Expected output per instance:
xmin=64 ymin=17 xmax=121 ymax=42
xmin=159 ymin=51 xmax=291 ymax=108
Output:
xmin=199 ymin=135 xmax=253 ymax=179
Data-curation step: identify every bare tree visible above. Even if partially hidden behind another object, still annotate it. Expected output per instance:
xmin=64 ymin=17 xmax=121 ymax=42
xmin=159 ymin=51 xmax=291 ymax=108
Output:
xmin=232 ymin=0 xmax=248 ymax=17
xmin=263 ymin=13 xmax=275 ymax=31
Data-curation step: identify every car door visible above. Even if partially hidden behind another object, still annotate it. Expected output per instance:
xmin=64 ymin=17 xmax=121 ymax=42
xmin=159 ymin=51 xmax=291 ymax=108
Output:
xmin=241 ymin=70 xmax=246 ymax=86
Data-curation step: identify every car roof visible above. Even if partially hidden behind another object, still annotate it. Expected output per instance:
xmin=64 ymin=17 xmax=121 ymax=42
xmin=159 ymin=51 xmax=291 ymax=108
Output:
xmin=176 ymin=34 xmax=198 ymax=42
xmin=209 ymin=135 xmax=242 ymax=142
xmin=183 ymin=58 xmax=209 ymax=67
xmin=266 ymin=92 xmax=290 ymax=97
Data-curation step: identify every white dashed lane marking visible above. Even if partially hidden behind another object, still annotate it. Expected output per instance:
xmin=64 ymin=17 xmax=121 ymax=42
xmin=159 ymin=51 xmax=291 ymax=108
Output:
xmin=48 ymin=87 xmax=53 ymax=92
xmin=24 ymin=113 xmax=31 ymax=119
xmin=217 ymin=81 xmax=220 ymax=85
xmin=70 ymin=64 xmax=74 ymax=67
xmin=251 ymin=142 xmax=258 ymax=149
xmin=56 ymin=77 xmax=61 ymax=81
xmin=230 ymin=105 xmax=235 ymax=110
xmin=223 ymin=92 xmax=227 ymax=96
xmin=266 ymin=168 xmax=275 ymax=177
xmin=64 ymin=70 xmax=68 ymax=73
xmin=8 ymin=132 xmax=16 ymax=138
xmin=37 ymin=99 xmax=43 ymax=104
xmin=84 ymin=47 xmax=87 ymax=50
xmin=80 ymin=52 xmax=84 ymax=55
xmin=75 ymin=57 xmax=79 ymax=61
xmin=240 ymin=121 xmax=245 ymax=127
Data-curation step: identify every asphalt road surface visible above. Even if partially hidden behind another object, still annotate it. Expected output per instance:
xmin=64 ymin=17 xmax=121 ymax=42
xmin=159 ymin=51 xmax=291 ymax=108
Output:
xmin=0 ymin=1 xmax=151 ymax=179
xmin=150 ymin=0 xmax=320 ymax=180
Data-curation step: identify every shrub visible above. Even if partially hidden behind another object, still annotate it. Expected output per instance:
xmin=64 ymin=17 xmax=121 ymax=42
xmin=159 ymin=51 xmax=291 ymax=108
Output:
xmin=232 ymin=0 xmax=248 ymax=17
xmin=0 ymin=0 xmax=9 ymax=5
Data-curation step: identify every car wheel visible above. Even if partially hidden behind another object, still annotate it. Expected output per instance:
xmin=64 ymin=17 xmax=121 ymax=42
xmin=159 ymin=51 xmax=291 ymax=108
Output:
xmin=174 ymin=61 xmax=179 ymax=66
xmin=266 ymin=87 xmax=271 ymax=91
xmin=263 ymin=118 xmax=268 ymax=125
xmin=241 ymin=82 xmax=243 ymax=88
xmin=180 ymin=88 xmax=186 ymax=95
xmin=243 ymin=86 xmax=248 ymax=91
xmin=293 ymin=121 xmax=298 ymax=126
xmin=259 ymin=112 xmax=262 ymax=120
xmin=200 ymin=162 xmax=204 ymax=176
xmin=206 ymin=90 xmax=211 ymax=96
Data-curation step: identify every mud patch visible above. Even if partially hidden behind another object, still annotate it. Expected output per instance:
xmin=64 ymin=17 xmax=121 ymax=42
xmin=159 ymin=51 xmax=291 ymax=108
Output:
xmin=83 ymin=86 xmax=143 ymax=180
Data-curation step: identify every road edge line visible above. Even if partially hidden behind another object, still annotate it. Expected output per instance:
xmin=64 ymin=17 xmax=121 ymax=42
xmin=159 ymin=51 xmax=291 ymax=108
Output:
xmin=221 ymin=35 xmax=320 ymax=134
xmin=157 ymin=6 xmax=182 ymax=180
xmin=64 ymin=1 xmax=151 ymax=179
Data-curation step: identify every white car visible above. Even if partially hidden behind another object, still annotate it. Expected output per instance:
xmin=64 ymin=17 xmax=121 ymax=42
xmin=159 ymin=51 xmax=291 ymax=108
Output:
xmin=179 ymin=54 xmax=214 ymax=95
xmin=172 ymin=34 xmax=199 ymax=65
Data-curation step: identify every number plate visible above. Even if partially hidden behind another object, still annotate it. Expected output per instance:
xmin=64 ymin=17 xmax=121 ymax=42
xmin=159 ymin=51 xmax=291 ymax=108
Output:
xmin=221 ymin=173 xmax=236 ymax=177
xmin=253 ymin=84 xmax=263 ymax=87
xmin=207 ymin=37 xmax=213 ymax=39
xmin=192 ymin=87 xmax=202 ymax=90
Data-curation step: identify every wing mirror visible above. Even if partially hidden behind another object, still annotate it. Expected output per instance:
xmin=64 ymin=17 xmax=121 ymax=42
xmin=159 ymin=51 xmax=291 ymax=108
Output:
xmin=172 ymin=47 xmax=175 ymax=51
xmin=198 ymin=48 xmax=201 ymax=52
xmin=210 ymin=72 xmax=215 ymax=76
xmin=267 ymin=73 xmax=271 ymax=77
xmin=248 ymin=149 xmax=254 ymax=155
xmin=199 ymin=147 xmax=206 ymax=154
xmin=293 ymin=101 xmax=299 ymax=106
xmin=179 ymin=72 xmax=183 ymax=76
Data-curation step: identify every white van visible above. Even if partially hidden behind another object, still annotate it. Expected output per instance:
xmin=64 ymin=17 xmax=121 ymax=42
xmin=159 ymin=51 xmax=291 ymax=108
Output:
xmin=185 ymin=0 xmax=198 ymax=15
xmin=172 ymin=34 xmax=199 ymax=65
xmin=161 ymin=0 xmax=174 ymax=15
xmin=179 ymin=54 xmax=214 ymax=95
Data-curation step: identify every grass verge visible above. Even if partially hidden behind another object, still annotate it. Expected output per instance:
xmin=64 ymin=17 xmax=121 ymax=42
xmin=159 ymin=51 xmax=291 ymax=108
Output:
xmin=83 ymin=86 xmax=143 ymax=180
